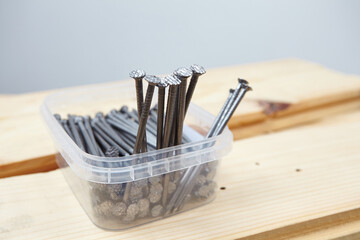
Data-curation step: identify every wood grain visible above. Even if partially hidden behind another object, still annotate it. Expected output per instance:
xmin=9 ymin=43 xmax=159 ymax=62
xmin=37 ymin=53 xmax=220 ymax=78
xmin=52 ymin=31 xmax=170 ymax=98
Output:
xmin=1 ymin=111 xmax=360 ymax=240
xmin=1 ymin=58 xmax=360 ymax=178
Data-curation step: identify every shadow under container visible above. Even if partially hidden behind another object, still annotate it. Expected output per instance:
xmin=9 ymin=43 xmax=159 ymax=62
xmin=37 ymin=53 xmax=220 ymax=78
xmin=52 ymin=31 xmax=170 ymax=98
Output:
xmin=41 ymin=81 xmax=233 ymax=230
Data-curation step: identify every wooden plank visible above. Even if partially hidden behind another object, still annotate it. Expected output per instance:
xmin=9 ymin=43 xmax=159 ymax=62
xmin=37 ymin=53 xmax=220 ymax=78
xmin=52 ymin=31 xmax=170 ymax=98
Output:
xmin=1 ymin=111 xmax=360 ymax=240
xmin=1 ymin=58 xmax=360 ymax=178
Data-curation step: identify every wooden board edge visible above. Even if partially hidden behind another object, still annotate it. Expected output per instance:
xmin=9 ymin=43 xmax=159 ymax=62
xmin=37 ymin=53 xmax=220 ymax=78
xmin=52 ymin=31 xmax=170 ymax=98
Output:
xmin=231 ymin=97 xmax=360 ymax=140
xmin=0 ymin=154 xmax=57 ymax=178
xmin=237 ymin=208 xmax=360 ymax=240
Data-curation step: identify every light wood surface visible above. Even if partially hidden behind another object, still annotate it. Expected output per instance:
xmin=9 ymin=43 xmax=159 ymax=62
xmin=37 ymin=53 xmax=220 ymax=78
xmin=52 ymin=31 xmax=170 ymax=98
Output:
xmin=1 ymin=111 xmax=360 ymax=240
xmin=1 ymin=58 xmax=360 ymax=178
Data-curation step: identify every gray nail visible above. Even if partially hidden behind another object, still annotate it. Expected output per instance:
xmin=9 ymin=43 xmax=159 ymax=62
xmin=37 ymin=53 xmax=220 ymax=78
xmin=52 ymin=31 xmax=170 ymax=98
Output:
xmin=185 ymin=64 xmax=206 ymax=114
xmin=93 ymin=117 xmax=133 ymax=154
xmin=75 ymin=116 xmax=98 ymax=155
xmin=68 ymin=114 xmax=85 ymax=151
xmin=206 ymin=88 xmax=235 ymax=138
xmin=213 ymin=81 xmax=252 ymax=136
xmin=60 ymin=119 xmax=75 ymax=141
xmin=92 ymin=121 xmax=128 ymax=156
xmin=84 ymin=115 xmax=104 ymax=156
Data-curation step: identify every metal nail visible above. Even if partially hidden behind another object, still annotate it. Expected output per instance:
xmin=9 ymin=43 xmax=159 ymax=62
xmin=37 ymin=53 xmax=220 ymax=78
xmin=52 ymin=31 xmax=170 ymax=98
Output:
xmin=60 ymin=119 xmax=75 ymax=141
xmin=75 ymin=116 xmax=98 ymax=155
xmin=185 ymin=64 xmax=206 ymax=114
xmin=173 ymin=67 xmax=192 ymax=146
xmin=206 ymin=88 xmax=235 ymax=138
xmin=84 ymin=115 xmax=104 ymax=156
xmin=105 ymin=146 xmax=120 ymax=157
xmin=130 ymin=69 xmax=148 ymax=153
xmin=212 ymin=81 xmax=252 ymax=137
xmin=160 ymin=75 xmax=182 ymax=206
xmin=92 ymin=121 xmax=128 ymax=156
xmin=124 ymin=75 xmax=160 ymax=204
xmin=68 ymin=114 xmax=85 ymax=151
xmin=133 ymin=75 xmax=161 ymax=154
xmin=132 ymin=109 xmax=158 ymax=136
xmin=169 ymin=80 xmax=252 ymax=213
xmin=108 ymin=110 xmax=157 ymax=148
xmin=162 ymin=75 xmax=180 ymax=148
xmin=156 ymin=78 xmax=168 ymax=149
xmin=93 ymin=116 xmax=133 ymax=154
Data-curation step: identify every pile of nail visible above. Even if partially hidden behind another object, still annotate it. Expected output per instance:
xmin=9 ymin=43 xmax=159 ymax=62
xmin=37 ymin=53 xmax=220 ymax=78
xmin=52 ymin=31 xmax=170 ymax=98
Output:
xmin=53 ymin=64 xmax=252 ymax=226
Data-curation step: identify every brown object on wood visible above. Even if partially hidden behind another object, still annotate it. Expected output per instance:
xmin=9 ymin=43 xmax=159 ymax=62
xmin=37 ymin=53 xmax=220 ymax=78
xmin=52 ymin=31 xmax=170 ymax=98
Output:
xmin=1 ymin=111 xmax=360 ymax=239
xmin=1 ymin=59 xmax=360 ymax=178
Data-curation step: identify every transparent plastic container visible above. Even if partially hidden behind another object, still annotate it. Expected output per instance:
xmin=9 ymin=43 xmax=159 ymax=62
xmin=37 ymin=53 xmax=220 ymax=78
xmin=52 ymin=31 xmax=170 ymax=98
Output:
xmin=41 ymin=81 xmax=233 ymax=230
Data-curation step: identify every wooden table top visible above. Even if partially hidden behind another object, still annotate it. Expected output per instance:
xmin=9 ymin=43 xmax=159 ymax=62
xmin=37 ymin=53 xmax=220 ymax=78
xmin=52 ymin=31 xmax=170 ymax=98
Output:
xmin=1 ymin=59 xmax=360 ymax=239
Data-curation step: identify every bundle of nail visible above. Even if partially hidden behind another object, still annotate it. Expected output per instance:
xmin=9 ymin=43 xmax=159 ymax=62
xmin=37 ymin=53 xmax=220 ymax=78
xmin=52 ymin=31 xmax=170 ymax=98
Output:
xmin=53 ymin=64 xmax=252 ymax=227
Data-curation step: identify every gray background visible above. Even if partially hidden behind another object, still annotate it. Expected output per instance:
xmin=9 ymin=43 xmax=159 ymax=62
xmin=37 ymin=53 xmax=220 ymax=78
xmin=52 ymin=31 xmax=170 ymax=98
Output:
xmin=0 ymin=0 xmax=359 ymax=94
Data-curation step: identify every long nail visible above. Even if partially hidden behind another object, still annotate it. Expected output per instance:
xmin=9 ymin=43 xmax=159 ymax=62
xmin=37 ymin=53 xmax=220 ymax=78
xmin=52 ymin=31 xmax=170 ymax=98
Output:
xmin=173 ymin=67 xmax=192 ymax=146
xmin=185 ymin=64 xmax=206 ymax=114
xmin=109 ymin=110 xmax=138 ymax=131
xmin=60 ymin=119 xmax=75 ymax=141
xmin=206 ymin=88 xmax=235 ymax=138
xmin=133 ymin=75 xmax=161 ymax=154
xmin=124 ymin=75 xmax=160 ymax=204
xmin=84 ymin=116 xmax=104 ymax=156
xmin=130 ymin=69 xmax=148 ymax=153
xmin=162 ymin=75 xmax=180 ymax=148
xmin=170 ymin=80 xmax=252 ymax=212
xmin=160 ymin=75 xmax=181 ymax=207
xmin=68 ymin=114 xmax=85 ymax=151
xmin=156 ymin=78 xmax=168 ymax=149
xmin=93 ymin=116 xmax=133 ymax=154
xmin=213 ymin=81 xmax=252 ymax=137
xmin=92 ymin=121 xmax=128 ymax=156
xmin=107 ymin=111 xmax=157 ymax=148
xmin=132 ymin=109 xmax=158 ymax=136
xmin=75 ymin=116 xmax=98 ymax=155
xmin=93 ymin=131 xmax=121 ymax=163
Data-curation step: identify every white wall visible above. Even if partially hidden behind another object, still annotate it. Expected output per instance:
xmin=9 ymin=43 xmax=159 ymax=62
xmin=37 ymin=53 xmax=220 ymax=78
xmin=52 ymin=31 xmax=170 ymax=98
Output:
xmin=0 ymin=0 xmax=359 ymax=93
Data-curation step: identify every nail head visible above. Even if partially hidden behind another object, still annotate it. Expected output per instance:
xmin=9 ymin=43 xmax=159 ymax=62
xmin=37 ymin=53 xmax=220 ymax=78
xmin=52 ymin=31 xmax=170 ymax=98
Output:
xmin=129 ymin=69 xmax=146 ymax=79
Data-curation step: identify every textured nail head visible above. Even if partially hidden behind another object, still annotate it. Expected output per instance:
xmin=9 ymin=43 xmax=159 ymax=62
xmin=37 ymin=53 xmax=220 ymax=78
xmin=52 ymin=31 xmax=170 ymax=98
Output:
xmin=173 ymin=67 xmax=192 ymax=79
xmin=190 ymin=64 xmax=206 ymax=75
xmin=144 ymin=75 xmax=161 ymax=86
xmin=129 ymin=69 xmax=146 ymax=79
xmin=164 ymin=75 xmax=180 ymax=85
xmin=105 ymin=146 xmax=120 ymax=157
xmin=157 ymin=77 xmax=169 ymax=88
